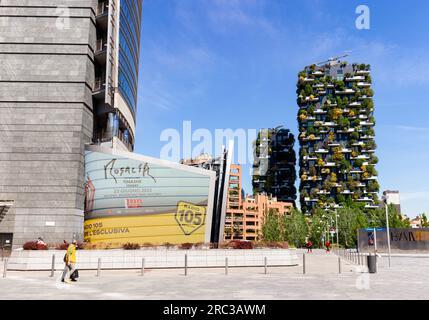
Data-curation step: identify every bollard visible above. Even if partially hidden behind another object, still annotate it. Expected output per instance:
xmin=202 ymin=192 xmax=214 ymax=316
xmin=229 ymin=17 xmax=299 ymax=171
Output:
xmin=50 ymin=254 xmax=55 ymax=277
xmin=303 ymin=253 xmax=306 ymax=274
xmin=264 ymin=257 xmax=267 ymax=275
xmin=338 ymin=256 xmax=342 ymax=274
xmin=184 ymin=254 xmax=188 ymax=276
xmin=225 ymin=257 xmax=228 ymax=275
xmin=141 ymin=258 xmax=145 ymax=276
xmin=3 ymin=258 xmax=8 ymax=278
xmin=96 ymin=258 xmax=101 ymax=277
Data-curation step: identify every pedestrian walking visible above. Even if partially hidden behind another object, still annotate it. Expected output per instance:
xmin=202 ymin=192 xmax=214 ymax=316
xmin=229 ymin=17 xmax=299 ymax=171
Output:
xmin=325 ymin=240 xmax=331 ymax=253
xmin=64 ymin=240 xmax=78 ymax=284
xmin=61 ymin=241 xmax=69 ymax=283
xmin=306 ymin=240 xmax=313 ymax=253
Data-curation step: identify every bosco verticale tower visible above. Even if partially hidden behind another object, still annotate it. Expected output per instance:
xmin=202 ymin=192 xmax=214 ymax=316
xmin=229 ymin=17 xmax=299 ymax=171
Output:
xmin=297 ymin=59 xmax=379 ymax=213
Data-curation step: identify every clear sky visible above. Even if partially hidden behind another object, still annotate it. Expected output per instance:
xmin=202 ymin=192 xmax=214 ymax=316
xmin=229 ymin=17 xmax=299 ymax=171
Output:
xmin=135 ymin=0 xmax=429 ymax=218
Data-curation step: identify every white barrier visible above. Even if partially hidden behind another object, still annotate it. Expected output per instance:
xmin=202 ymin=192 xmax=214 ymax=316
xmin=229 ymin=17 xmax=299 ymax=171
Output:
xmin=8 ymin=249 xmax=299 ymax=271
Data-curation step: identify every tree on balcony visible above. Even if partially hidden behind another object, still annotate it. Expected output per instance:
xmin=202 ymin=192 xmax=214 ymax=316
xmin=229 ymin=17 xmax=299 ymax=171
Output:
xmin=350 ymin=131 xmax=359 ymax=140
xmin=301 ymin=189 xmax=309 ymax=199
xmin=333 ymin=147 xmax=344 ymax=161
xmin=338 ymin=116 xmax=350 ymax=129
xmin=339 ymin=159 xmax=351 ymax=172
xmin=334 ymin=80 xmax=345 ymax=91
xmin=309 ymin=166 xmax=316 ymax=177
xmin=369 ymin=155 xmax=378 ymax=165
xmin=365 ymin=165 xmax=377 ymax=177
xmin=304 ymin=84 xmax=313 ymax=96
xmin=348 ymin=109 xmax=356 ymax=117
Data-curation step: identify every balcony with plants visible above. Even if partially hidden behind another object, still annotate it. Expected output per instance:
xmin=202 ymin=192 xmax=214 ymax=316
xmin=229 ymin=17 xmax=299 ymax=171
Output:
xmin=297 ymin=61 xmax=379 ymax=213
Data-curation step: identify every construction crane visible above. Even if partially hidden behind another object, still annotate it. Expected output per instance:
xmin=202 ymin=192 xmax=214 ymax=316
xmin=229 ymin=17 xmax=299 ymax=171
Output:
xmin=315 ymin=51 xmax=351 ymax=66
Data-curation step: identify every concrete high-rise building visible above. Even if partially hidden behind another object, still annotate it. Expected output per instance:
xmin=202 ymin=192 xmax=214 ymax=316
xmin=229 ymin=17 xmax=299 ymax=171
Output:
xmin=0 ymin=0 xmax=143 ymax=248
xmin=297 ymin=60 xmax=379 ymax=213
xmin=252 ymin=127 xmax=297 ymax=205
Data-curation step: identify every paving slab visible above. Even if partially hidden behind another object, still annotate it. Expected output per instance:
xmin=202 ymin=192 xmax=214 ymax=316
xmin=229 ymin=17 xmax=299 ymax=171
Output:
xmin=1 ymin=249 xmax=428 ymax=300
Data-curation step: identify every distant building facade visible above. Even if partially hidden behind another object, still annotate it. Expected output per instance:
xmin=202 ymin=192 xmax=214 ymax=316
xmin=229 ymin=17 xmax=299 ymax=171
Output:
xmin=225 ymin=165 xmax=293 ymax=241
xmin=252 ymin=127 xmax=297 ymax=205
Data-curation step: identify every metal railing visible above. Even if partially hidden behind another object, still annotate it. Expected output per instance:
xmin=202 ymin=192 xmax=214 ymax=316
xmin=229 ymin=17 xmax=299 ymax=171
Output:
xmin=93 ymin=78 xmax=105 ymax=92
xmin=95 ymin=39 xmax=107 ymax=53
xmin=96 ymin=2 xmax=109 ymax=17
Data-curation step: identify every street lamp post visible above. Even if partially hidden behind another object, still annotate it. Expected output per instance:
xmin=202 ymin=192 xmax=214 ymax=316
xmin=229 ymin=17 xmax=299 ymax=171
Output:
xmin=383 ymin=197 xmax=392 ymax=268
xmin=326 ymin=208 xmax=339 ymax=251
xmin=334 ymin=209 xmax=339 ymax=250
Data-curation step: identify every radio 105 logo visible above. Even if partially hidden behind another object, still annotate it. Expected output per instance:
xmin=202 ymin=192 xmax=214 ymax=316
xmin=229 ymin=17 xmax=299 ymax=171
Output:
xmin=175 ymin=201 xmax=206 ymax=236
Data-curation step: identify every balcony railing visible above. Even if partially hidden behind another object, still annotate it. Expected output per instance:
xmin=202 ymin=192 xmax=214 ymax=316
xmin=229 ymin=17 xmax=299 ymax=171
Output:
xmin=96 ymin=2 xmax=109 ymax=16
xmin=93 ymin=77 xmax=105 ymax=92
xmin=95 ymin=39 xmax=107 ymax=53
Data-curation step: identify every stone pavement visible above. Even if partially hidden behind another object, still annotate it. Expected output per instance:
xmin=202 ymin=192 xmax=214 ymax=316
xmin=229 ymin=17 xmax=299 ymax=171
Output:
xmin=1 ymin=249 xmax=428 ymax=300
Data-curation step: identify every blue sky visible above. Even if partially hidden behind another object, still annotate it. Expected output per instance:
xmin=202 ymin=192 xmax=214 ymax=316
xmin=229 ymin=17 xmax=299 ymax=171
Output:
xmin=135 ymin=0 xmax=429 ymax=218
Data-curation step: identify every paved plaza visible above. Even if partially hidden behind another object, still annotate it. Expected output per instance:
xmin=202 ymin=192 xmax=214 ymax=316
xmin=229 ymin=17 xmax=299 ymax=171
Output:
xmin=1 ymin=249 xmax=428 ymax=300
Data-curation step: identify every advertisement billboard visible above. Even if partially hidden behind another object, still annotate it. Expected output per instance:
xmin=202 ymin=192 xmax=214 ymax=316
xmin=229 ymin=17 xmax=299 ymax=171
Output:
xmin=84 ymin=145 xmax=216 ymax=246
xmin=358 ymin=228 xmax=429 ymax=252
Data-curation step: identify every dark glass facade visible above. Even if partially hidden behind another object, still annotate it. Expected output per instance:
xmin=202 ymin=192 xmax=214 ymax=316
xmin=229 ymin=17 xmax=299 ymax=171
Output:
xmin=118 ymin=0 xmax=142 ymax=116
xmin=253 ymin=127 xmax=297 ymax=205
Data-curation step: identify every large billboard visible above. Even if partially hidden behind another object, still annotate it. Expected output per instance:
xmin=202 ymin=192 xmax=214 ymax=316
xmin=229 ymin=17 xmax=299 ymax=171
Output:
xmin=84 ymin=145 xmax=216 ymax=246
xmin=358 ymin=228 xmax=429 ymax=252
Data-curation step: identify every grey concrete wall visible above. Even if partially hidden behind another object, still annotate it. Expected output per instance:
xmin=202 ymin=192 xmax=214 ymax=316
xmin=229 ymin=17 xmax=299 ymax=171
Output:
xmin=0 ymin=1 xmax=98 ymax=247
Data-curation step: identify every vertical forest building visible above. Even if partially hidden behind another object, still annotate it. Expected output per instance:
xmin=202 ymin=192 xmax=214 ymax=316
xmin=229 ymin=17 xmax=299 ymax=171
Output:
xmin=297 ymin=60 xmax=379 ymax=213
xmin=252 ymin=127 xmax=297 ymax=205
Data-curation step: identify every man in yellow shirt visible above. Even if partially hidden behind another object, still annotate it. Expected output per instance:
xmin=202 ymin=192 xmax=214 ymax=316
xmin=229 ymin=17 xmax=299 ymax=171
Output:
xmin=64 ymin=240 xmax=78 ymax=284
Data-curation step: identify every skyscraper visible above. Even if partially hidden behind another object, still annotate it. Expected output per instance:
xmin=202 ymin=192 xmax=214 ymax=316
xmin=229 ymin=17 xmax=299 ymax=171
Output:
xmin=93 ymin=0 xmax=142 ymax=151
xmin=0 ymin=0 xmax=143 ymax=247
xmin=252 ymin=127 xmax=297 ymax=205
xmin=297 ymin=60 xmax=379 ymax=213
